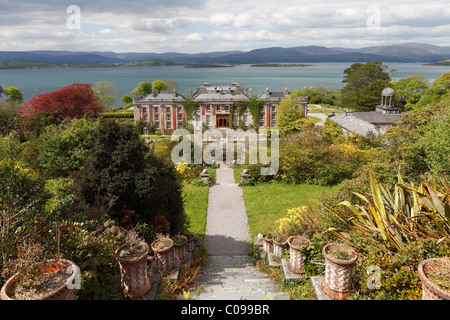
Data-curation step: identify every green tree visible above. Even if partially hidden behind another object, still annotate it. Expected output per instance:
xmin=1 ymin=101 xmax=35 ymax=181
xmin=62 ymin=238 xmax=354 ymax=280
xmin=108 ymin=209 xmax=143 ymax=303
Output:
xmin=120 ymin=95 xmax=133 ymax=110
xmin=391 ymin=76 xmax=430 ymax=110
xmin=0 ymin=100 xmax=19 ymax=135
xmin=70 ymin=119 xmax=186 ymax=233
xmin=152 ymin=80 xmax=167 ymax=94
xmin=277 ymin=91 xmax=311 ymax=135
xmin=415 ymin=72 xmax=450 ymax=109
xmin=121 ymin=95 xmax=133 ymax=104
xmin=164 ymin=80 xmax=178 ymax=93
xmin=297 ymin=88 xmax=324 ymax=105
xmin=341 ymin=62 xmax=391 ymax=111
xmin=93 ymin=81 xmax=118 ymax=108
xmin=379 ymin=96 xmax=450 ymax=182
xmin=4 ymin=87 xmax=23 ymax=103
xmin=0 ymin=149 xmax=52 ymax=266
xmin=36 ymin=118 xmax=99 ymax=177
xmin=130 ymin=81 xmax=153 ymax=96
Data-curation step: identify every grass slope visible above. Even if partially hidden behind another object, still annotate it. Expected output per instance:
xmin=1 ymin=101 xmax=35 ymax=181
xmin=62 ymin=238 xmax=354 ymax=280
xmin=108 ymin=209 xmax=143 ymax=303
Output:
xmin=242 ymin=183 xmax=338 ymax=237
xmin=182 ymin=183 xmax=209 ymax=238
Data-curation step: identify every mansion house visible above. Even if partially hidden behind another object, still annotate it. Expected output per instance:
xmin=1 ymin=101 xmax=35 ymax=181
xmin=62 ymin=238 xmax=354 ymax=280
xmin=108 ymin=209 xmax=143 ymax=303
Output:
xmin=133 ymin=82 xmax=308 ymax=133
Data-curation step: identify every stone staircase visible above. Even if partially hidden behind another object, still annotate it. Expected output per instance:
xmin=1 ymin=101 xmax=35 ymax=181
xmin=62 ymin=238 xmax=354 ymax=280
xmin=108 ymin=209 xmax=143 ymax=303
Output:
xmin=195 ymin=255 xmax=289 ymax=300
xmin=193 ymin=164 xmax=289 ymax=300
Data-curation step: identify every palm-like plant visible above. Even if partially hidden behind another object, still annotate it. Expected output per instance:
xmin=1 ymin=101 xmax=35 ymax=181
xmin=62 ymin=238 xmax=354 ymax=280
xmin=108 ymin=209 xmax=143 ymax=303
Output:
xmin=326 ymin=171 xmax=450 ymax=252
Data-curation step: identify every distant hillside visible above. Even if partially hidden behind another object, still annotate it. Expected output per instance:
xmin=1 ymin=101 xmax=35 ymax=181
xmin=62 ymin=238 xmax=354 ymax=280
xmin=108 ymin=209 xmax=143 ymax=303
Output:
xmin=0 ymin=52 xmax=123 ymax=64
xmin=0 ymin=59 xmax=233 ymax=69
xmin=425 ymin=60 xmax=450 ymax=66
xmin=0 ymin=60 xmax=60 ymax=69
xmin=0 ymin=42 xmax=449 ymax=65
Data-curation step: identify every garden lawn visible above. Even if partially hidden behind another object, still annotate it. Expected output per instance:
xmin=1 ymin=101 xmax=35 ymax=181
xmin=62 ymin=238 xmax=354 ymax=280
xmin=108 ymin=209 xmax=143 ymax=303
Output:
xmin=242 ymin=183 xmax=338 ymax=237
xmin=182 ymin=183 xmax=209 ymax=238
xmin=307 ymin=116 xmax=322 ymax=124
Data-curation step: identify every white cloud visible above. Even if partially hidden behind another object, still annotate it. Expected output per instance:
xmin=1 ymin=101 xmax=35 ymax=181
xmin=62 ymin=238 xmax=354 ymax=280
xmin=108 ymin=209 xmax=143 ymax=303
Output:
xmin=0 ymin=0 xmax=449 ymax=52
xmin=186 ymin=33 xmax=205 ymax=41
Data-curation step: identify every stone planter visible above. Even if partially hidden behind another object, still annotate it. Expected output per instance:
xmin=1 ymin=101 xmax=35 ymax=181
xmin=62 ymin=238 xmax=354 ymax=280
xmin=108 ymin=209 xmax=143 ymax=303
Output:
xmin=184 ymin=231 xmax=196 ymax=252
xmin=115 ymin=241 xmax=151 ymax=298
xmin=262 ymin=233 xmax=272 ymax=255
xmin=1 ymin=259 xmax=79 ymax=300
xmin=240 ymin=169 xmax=250 ymax=183
xmin=272 ymin=234 xmax=288 ymax=262
xmin=172 ymin=235 xmax=188 ymax=263
xmin=288 ymin=236 xmax=309 ymax=274
xmin=321 ymin=243 xmax=358 ymax=299
xmin=200 ymin=169 xmax=211 ymax=184
xmin=151 ymin=238 xmax=174 ymax=273
xmin=418 ymin=258 xmax=450 ymax=300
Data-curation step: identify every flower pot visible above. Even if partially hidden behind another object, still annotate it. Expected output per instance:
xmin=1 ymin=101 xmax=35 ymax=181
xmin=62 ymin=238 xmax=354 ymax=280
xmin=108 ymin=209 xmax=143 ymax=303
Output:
xmin=151 ymin=238 xmax=174 ymax=273
xmin=172 ymin=235 xmax=188 ymax=263
xmin=262 ymin=233 xmax=272 ymax=255
xmin=1 ymin=259 xmax=79 ymax=300
xmin=115 ymin=241 xmax=151 ymax=298
xmin=184 ymin=232 xmax=196 ymax=252
xmin=418 ymin=258 xmax=450 ymax=300
xmin=321 ymin=243 xmax=358 ymax=299
xmin=272 ymin=234 xmax=288 ymax=262
xmin=288 ymin=236 xmax=309 ymax=274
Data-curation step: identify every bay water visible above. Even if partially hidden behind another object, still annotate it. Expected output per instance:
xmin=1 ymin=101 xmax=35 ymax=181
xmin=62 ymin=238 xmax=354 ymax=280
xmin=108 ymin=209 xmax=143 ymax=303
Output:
xmin=1 ymin=62 xmax=449 ymax=106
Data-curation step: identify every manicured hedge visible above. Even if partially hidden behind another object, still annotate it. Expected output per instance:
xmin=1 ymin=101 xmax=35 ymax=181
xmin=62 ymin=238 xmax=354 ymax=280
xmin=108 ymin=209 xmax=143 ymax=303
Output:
xmin=101 ymin=112 xmax=134 ymax=118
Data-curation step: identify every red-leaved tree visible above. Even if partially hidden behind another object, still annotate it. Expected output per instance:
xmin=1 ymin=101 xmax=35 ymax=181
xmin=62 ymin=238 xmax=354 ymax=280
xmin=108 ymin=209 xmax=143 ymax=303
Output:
xmin=18 ymin=83 xmax=103 ymax=119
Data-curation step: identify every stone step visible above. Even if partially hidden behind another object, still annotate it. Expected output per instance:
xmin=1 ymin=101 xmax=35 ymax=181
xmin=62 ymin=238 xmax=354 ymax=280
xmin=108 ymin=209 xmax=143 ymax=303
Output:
xmin=195 ymin=254 xmax=290 ymax=300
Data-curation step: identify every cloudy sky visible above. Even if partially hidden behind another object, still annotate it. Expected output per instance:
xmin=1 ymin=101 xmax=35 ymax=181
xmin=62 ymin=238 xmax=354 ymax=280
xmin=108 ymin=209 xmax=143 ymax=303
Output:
xmin=1 ymin=0 xmax=450 ymax=53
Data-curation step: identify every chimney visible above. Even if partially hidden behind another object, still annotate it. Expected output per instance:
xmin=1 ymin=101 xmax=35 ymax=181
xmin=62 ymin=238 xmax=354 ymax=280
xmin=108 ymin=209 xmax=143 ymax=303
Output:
xmin=249 ymin=88 xmax=253 ymax=98
xmin=173 ymin=88 xmax=177 ymax=97
xmin=266 ymin=87 xmax=269 ymax=95
xmin=189 ymin=88 xmax=192 ymax=99
xmin=285 ymin=87 xmax=288 ymax=95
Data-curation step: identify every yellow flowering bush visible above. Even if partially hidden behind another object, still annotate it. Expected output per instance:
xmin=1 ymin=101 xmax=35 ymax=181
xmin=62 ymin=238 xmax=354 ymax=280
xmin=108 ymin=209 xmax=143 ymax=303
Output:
xmin=175 ymin=162 xmax=189 ymax=174
xmin=13 ymin=164 xmax=38 ymax=180
xmin=276 ymin=206 xmax=321 ymax=235
xmin=328 ymin=143 xmax=368 ymax=162
xmin=175 ymin=162 xmax=202 ymax=181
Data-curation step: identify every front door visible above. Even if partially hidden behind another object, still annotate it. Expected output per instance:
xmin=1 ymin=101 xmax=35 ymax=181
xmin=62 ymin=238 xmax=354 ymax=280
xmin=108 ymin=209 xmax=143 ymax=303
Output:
xmin=216 ymin=115 xmax=229 ymax=128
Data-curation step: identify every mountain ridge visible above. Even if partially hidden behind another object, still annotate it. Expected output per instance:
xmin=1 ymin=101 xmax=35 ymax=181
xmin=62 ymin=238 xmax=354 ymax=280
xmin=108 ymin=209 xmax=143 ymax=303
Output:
xmin=1 ymin=42 xmax=449 ymax=65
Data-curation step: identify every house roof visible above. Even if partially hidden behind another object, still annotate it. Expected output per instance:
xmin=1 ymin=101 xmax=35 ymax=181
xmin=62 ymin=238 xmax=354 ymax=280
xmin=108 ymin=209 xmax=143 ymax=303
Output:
xmin=192 ymin=84 xmax=251 ymax=102
xmin=350 ymin=112 xmax=402 ymax=124
xmin=257 ymin=88 xmax=289 ymax=100
xmin=140 ymin=92 xmax=186 ymax=102
xmin=329 ymin=111 xmax=401 ymax=136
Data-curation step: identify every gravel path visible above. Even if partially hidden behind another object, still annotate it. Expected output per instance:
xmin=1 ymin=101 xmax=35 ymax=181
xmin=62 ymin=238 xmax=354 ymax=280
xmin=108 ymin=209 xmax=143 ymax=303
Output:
xmin=195 ymin=164 xmax=289 ymax=300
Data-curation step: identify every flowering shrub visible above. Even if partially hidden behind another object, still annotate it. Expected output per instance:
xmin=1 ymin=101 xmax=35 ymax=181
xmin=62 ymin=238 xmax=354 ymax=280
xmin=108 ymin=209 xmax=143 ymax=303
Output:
xmin=0 ymin=160 xmax=53 ymax=274
xmin=175 ymin=162 xmax=202 ymax=181
xmin=277 ymin=129 xmax=370 ymax=185
xmin=18 ymin=83 xmax=103 ymax=120
xmin=276 ymin=206 xmax=322 ymax=235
